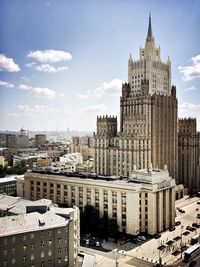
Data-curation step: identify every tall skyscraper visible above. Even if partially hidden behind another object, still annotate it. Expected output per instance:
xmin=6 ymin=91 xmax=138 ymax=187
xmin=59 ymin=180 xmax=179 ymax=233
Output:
xmin=178 ymin=118 xmax=200 ymax=193
xmin=94 ymin=15 xmax=178 ymax=179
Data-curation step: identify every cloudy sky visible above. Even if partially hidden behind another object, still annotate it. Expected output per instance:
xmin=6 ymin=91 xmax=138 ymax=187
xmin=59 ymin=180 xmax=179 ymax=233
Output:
xmin=0 ymin=0 xmax=200 ymax=132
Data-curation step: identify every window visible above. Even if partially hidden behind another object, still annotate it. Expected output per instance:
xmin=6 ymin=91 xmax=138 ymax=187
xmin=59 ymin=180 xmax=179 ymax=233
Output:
xmin=12 ymin=236 xmax=16 ymax=243
xmin=58 ymin=258 xmax=61 ymax=264
xmin=57 ymin=248 xmax=61 ymax=254
xmin=41 ymin=241 xmax=44 ymax=247
xmin=3 ymin=250 xmax=7 ymax=256
xmin=58 ymin=238 xmax=61 ymax=244
xmin=41 ymin=263 xmax=45 ymax=267
xmin=48 ymin=231 xmax=51 ymax=236
xmin=11 ymin=259 xmax=16 ymax=265
xmin=30 ymin=244 xmax=34 ymax=250
xmin=31 ymin=254 xmax=34 ymax=261
xmin=64 ymin=256 xmax=68 ymax=262
xmin=41 ymin=251 xmax=44 ymax=258
xmin=23 ymin=245 xmax=27 ymax=251
xmin=48 ymin=250 xmax=52 ymax=256
xmin=30 ymin=233 xmax=34 ymax=239
xmin=41 ymin=232 xmax=44 ymax=237
xmin=3 ymin=260 xmax=7 ymax=266
xmin=4 ymin=238 xmax=7 ymax=245
xmin=23 ymin=235 xmax=26 ymax=241
xmin=12 ymin=248 xmax=15 ymax=254
xmin=48 ymin=260 xmax=52 ymax=266
xmin=58 ymin=228 xmax=61 ymax=234
xmin=48 ymin=240 xmax=52 ymax=246
xmin=23 ymin=256 xmax=26 ymax=262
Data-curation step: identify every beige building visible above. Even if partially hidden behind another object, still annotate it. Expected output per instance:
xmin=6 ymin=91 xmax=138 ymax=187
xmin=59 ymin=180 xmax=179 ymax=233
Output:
xmin=178 ymin=118 xmax=200 ymax=193
xmin=0 ymin=195 xmax=80 ymax=267
xmin=24 ymin=167 xmax=175 ymax=235
xmin=94 ymin=15 xmax=178 ymax=180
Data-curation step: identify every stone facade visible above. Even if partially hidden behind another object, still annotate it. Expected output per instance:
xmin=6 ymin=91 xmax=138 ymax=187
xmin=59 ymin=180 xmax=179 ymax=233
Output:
xmin=178 ymin=118 xmax=200 ymax=193
xmin=24 ymin=169 xmax=175 ymax=236
xmin=94 ymin=15 xmax=178 ymax=179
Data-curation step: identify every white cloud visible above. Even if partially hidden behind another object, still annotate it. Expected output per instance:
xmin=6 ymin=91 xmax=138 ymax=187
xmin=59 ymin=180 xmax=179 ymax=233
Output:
xmin=184 ymin=86 xmax=196 ymax=91
xmin=27 ymin=49 xmax=72 ymax=63
xmin=31 ymin=87 xmax=56 ymax=99
xmin=18 ymin=104 xmax=55 ymax=114
xmin=35 ymin=64 xmax=68 ymax=73
xmin=80 ymin=103 xmax=107 ymax=113
xmin=26 ymin=62 xmax=36 ymax=68
xmin=0 ymin=80 xmax=14 ymax=88
xmin=78 ymin=94 xmax=89 ymax=100
xmin=19 ymin=84 xmax=32 ymax=91
xmin=0 ymin=54 xmax=20 ymax=72
xmin=179 ymin=102 xmax=200 ymax=127
xmin=18 ymin=84 xmax=57 ymax=99
xmin=6 ymin=112 xmax=19 ymax=117
xmin=78 ymin=78 xmax=123 ymax=99
xmin=178 ymin=55 xmax=200 ymax=81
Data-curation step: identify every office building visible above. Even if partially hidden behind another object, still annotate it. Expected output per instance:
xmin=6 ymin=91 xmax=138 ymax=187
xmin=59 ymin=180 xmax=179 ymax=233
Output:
xmin=35 ymin=134 xmax=47 ymax=148
xmin=178 ymin=118 xmax=200 ymax=193
xmin=24 ymin=167 xmax=175 ymax=235
xmin=94 ymin=15 xmax=178 ymax=179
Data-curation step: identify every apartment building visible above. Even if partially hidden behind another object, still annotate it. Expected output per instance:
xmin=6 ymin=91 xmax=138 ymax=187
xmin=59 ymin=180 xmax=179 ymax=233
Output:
xmin=0 ymin=195 xmax=80 ymax=267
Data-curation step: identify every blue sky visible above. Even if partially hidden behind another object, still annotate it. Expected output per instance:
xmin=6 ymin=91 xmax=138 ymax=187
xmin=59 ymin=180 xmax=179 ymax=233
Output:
xmin=0 ymin=0 xmax=200 ymax=131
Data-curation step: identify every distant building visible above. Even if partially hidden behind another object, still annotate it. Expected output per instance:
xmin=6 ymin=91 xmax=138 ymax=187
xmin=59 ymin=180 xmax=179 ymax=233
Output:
xmin=17 ymin=134 xmax=29 ymax=149
xmin=24 ymin=167 xmax=175 ymax=236
xmin=0 ymin=133 xmax=7 ymax=147
xmin=19 ymin=127 xmax=29 ymax=137
xmin=35 ymin=134 xmax=47 ymax=148
xmin=0 ymin=176 xmax=17 ymax=196
xmin=0 ymin=195 xmax=80 ymax=267
xmin=6 ymin=134 xmax=17 ymax=149
xmin=178 ymin=118 xmax=200 ymax=193
xmin=0 ymin=156 xmax=7 ymax=167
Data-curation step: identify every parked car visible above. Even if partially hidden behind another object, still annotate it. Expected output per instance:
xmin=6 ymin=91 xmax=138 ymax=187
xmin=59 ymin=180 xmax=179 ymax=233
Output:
xmin=138 ymin=235 xmax=146 ymax=241
xmin=186 ymin=226 xmax=192 ymax=231
xmin=197 ymin=214 xmax=200 ymax=219
xmin=179 ymin=209 xmax=185 ymax=213
xmin=197 ymin=201 xmax=200 ymax=205
xmin=175 ymin=221 xmax=181 ymax=226
xmin=86 ymin=239 xmax=90 ymax=245
xmin=95 ymin=241 xmax=101 ymax=247
xmin=169 ymin=226 xmax=176 ymax=231
xmin=154 ymin=233 xmax=161 ymax=239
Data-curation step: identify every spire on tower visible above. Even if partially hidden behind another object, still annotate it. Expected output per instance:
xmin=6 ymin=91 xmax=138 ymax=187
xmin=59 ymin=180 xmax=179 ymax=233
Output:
xmin=147 ymin=13 xmax=153 ymax=38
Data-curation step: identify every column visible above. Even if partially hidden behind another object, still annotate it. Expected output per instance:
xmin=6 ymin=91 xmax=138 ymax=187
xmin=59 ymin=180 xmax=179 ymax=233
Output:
xmin=117 ymin=191 xmax=122 ymax=232
xmin=165 ymin=189 xmax=170 ymax=229
xmin=53 ymin=183 xmax=57 ymax=203
xmin=34 ymin=181 xmax=37 ymax=200
xmin=75 ymin=186 xmax=79 ymax=206
xmin=108 ymin=190 xmax=112 ymax=218
xmin=68 ymin=185 xmax=72 ymax=206
xmin=40 ymin=181 xmax=44 ymax=199
xmin=60 ymin=184 xmax=64 ymax=204
xmin=99 ymin=189 xmax=104 ymax=217
xmin=91 ymin=188 xmax=95 ymax=206
xmin=158 ymin=191 xmax=163 ymax=232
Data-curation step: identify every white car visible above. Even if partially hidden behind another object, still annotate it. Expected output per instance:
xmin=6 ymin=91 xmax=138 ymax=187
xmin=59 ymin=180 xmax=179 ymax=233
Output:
xmin=95 ymin=241 xmax=100 ymax=247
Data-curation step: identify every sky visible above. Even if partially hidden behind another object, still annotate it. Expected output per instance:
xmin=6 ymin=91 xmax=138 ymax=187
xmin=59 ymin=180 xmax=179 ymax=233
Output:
xmin=0 ymin=0 xmax=200 ymax=132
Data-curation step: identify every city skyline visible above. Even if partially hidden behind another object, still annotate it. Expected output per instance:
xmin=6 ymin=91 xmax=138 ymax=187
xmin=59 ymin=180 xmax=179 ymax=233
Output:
xmin=0 ymin=0 xmax=200 ymax=131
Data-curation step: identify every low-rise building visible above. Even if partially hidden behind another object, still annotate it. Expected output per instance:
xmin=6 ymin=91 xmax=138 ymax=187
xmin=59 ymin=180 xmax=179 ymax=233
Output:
xmin=24 ymin=166 xmax=175 ymax=235
xmin=0 ymin=176 xmax=17 ymax=196
xmin=0 ymin=195 xmax=80 ymax=267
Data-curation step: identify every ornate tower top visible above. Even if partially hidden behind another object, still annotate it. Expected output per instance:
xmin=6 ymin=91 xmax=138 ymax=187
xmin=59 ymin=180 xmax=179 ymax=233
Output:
xmin=147 ymin=13 xmax=153 ymax=39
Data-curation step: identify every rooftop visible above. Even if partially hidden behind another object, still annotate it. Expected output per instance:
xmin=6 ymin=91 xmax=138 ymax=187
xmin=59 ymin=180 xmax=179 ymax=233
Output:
xmin=0 ymin=210 xmax=68 ymax=237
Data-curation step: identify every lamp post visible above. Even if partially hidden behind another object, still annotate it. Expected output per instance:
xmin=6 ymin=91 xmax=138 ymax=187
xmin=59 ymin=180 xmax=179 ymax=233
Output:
xmin=113 ymin=249 xmax=126 ymax=267
xmin=180 ymin=225 xmax=184 ymax=259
